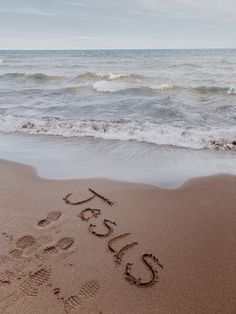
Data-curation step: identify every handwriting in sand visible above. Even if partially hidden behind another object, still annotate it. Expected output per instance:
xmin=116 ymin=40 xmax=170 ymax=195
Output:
xmin=63 ymin=188 xmax=163 ymax=288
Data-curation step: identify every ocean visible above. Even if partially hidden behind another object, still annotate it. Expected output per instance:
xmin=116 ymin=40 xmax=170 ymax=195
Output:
xmin=0 ymin=49 xmax=236 ymax=186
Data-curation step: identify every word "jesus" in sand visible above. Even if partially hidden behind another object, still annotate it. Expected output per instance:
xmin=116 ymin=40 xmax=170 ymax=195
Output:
xmin=63 ymin=188 xmax=163 ymax=288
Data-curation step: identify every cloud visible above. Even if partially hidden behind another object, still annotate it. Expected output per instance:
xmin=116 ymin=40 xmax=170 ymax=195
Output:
xmin=173 ymin=0 xmax=236 ymax=15
xmin=130 ymin=0 xmax=236 ymax=20
xmin=0 ymin=6 xmax=56 ymax=16
xmin=0 ymin=0 xmax=235 ymax=49
xmin=76 ymin=35 xmax=97 ymax=40
xmin=65 ymin=1 xmax=85 ymax=6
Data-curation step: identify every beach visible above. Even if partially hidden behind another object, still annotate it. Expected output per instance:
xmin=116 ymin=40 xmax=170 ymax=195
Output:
xmin=0 ymin=159 xmax=235 ymax=313
xmin=0 ymin=0 xmax=236 ymax=311
xmin=0 ymin=49 xmax=236 ymax=313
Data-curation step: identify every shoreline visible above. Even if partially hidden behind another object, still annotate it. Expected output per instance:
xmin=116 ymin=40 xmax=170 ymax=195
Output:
xmin=1 ymin=157 xmax=236 ymax=189
xmin=1 ymin=133 xmax=236 ymax=188
xmin=0 ymin=159 xmax=235 ymax=313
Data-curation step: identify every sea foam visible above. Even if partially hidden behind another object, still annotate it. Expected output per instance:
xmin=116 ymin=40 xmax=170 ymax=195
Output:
xmin=93 ymin=81 xmax=175 ymax=93
xmin=227 ymin=86 xmax=236 ymax=95
xmin=0 ymin=49 xmax=235 ymax=155
xmin=0 ymin=115 xmax=235 ymax=152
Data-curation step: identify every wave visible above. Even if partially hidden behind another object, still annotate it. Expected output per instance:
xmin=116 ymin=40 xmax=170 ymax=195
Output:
xmin=26 ymin=73 xmax=64 ymax=82
xmin=83 ymin=79 xmax=236 ymax=95
xmin=190 ymin=85 xmax=236 ymax=96
xmin=193 ymin=85 xmax=227 ymax=94
xmin=220 ymin=59 xmax=236 ymax=65
xmin=73 ymin=72 xmax=146 ymax=82
xmin=132 ymin=84 xmax=176 ymax=93
xmin=12 ymin=83 xmax=175 ymax=95
xmin=0 ymin=115 xmax=235 ymax=152
xmin=0 ymin=71 xmax=145 ymax=84
xmin=1 ymin=72 xmax=26 ymax=79
xmin=227 ymin=86 xmax=236 ymax=95
xmin=0 ymin=72 xmax=64 ymax=82
xmin=64 ymin=82 xmax=235 ymax=95
xmin=0 ymin=71 xmax=234 ymax=96
xmin=26 ymin=82 xmax=176 ymax=94
xmin=93 ymin=81 xmax=132 ymax=92
xmin=62 ymin=86 xmax=87 ymax=94
xmin=93 ymin=81 xmax=175 ymax=93
xmin=169 ymin=63 xmax=200 ymax=68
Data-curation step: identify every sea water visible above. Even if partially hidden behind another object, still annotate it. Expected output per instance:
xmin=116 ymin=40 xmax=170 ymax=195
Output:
xmin=0 ymin=49 xmax=235 ymax=186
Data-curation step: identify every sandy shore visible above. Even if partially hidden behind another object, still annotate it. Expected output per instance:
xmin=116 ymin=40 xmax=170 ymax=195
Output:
xmin=0 ymin=159 xmax=235 ymax=314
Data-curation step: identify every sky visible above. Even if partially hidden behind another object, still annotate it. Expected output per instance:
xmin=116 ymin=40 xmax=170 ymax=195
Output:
xmin=0 ymin=0 xmax=235 ymax=49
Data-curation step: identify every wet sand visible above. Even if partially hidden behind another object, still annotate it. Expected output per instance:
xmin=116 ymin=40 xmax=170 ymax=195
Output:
xmin=0 ymin=159 xmax=235 ymax=314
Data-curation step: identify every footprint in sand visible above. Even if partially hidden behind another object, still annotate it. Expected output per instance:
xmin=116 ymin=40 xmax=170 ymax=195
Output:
xmin=41 ymin=237 xmax=74 ymax=257
xmin=2 ymin=232 xmax=14 ymax=242
xmin=8 ymin=235 xmax=37 ymax=259
xmin=16 ymin=235 xmax=37 ymax=250
xmin=23 ymin=236 xmax=53 ymax=257
xmin=0 ymin=267 xmax=51 ymax=312
xmin=38 ymin=211 xmax=62 ymax=228
xmin=64 ymin=280 xmax=100 ymax=313
xmin=0 ymin=270 xmax=13 ymax=287
xmin=0 ymin=255 xmax=11 ymax=266
xmin=8 ymin=248 xmax=23 ymax=259
xmin=20 ymin=268 xmax=51 ymax=296
xmin=0 ymin=236 xmax=54 ymax=291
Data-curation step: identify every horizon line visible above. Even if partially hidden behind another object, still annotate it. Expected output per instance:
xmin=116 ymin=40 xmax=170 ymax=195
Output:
xmin=0 ymin=47 xmax=236 ymax=51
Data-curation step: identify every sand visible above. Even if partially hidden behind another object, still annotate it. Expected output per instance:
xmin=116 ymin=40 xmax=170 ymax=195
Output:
xmin=0 ymin=159 xmax=235 ymax=314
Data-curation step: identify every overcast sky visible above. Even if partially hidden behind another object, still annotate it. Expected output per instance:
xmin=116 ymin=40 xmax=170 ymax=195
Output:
xmin=0 ymin=0 xmax=235 ymax=49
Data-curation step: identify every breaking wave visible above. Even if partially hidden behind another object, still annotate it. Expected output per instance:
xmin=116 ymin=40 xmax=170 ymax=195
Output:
xmin=93 ymin=81 xmax=175 ymax=93
xmin=0 ymin=71 xmax=235 ymax=96
xmin=0 ymin=115 xmax=235 ymax=152
xmin=73 ymin=72 xmax=145 ymax=82
xmin=227 ymin=86 xmax=236 ymax=95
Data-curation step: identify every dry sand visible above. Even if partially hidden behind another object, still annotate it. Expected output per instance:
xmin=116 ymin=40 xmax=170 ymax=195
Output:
xmin=0 ymin=159 xmax=235 ymax=314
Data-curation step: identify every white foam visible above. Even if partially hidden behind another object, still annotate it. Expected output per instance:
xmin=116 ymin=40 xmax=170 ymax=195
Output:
xmin=107 ymin=73 xmax=123 ymax=80
xmin=227 ymin=86 xmax=236 ymax=95
xmin=93 ymin=80 xmax=175 ymax=93
xmin=147 ymin=83 xmax=174 ymax=91
xmin=93 ymin=80 xmax=132 ymax=92
xmin=0 ymin=115 xmax=235 ymax=151
xmin=73 ymin=72 xmax=145 ymax=82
